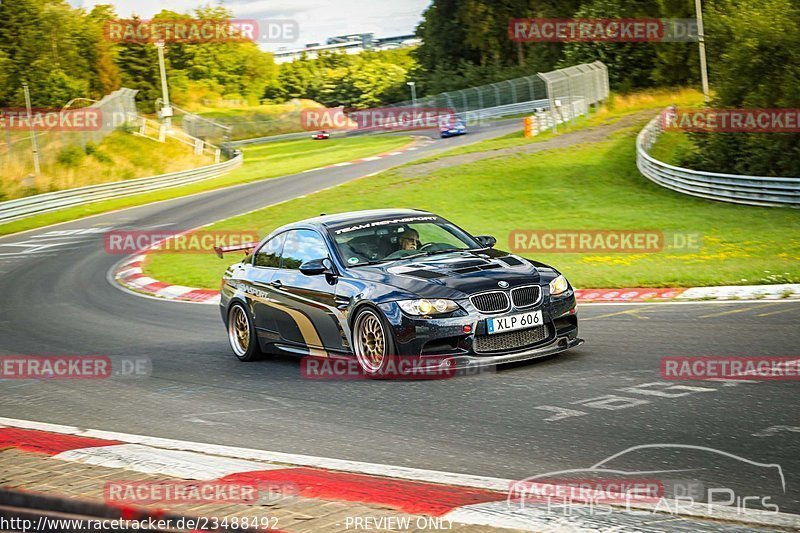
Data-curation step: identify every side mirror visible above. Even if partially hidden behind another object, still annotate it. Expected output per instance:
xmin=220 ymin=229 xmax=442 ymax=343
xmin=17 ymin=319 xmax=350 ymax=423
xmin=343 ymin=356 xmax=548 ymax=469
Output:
xmin=300 ymin=258 xmax=334 ymax=276
xmin=475 ymin=235 xmax=496 ymax=248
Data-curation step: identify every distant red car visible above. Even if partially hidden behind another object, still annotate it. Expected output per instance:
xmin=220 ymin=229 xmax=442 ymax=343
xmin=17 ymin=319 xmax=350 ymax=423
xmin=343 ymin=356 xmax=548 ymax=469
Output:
xmin=312 ymin=131 xmax=330 ymax=140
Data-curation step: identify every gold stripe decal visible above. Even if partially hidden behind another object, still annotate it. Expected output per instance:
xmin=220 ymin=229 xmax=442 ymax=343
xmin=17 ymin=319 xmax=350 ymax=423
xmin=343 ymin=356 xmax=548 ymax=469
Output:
xmin=232 ymin=283 xmax=330 ymax=357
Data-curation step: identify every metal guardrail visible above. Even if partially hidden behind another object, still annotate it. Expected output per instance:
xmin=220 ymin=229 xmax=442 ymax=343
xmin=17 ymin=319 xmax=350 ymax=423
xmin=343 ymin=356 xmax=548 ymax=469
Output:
xmin=224 ymin=128 xmax=414 ymax=149
xmin=637 ymin=110 xmax=800 ymax=207
xmin=0 ymin=154 xmax=243 ymax=223
xmin=456 ymin=99 xmax=551 ymax=122
xmin=226 ymin=131 xmax=313 ymax=147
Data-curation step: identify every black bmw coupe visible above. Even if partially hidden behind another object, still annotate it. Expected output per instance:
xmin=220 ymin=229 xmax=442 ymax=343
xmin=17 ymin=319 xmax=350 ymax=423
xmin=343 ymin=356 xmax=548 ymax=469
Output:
xmin=219 ymin=209 xmax=583 ymax=377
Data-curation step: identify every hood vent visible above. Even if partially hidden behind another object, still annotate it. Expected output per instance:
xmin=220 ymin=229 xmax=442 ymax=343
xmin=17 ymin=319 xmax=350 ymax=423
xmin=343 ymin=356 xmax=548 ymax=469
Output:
xmin=499 ymin=256 xmax=524 ymax=266
xmin=404 ymin=269 xmax=449 ymax=279
xmin=453 ymin=264 xmax=501 ymax=274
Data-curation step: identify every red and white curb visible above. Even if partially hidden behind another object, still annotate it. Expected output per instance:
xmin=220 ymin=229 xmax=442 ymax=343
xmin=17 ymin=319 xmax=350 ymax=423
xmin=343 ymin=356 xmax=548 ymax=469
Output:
xmin=0 ymin=418 xmax=796 ymax=532
xmin=114 ymin=254 xmax=220 ymax=304
xmin=575 ymin=284 xmax=800 ymax=302
xmin=299 ymin=136 xmax=434 ymax=174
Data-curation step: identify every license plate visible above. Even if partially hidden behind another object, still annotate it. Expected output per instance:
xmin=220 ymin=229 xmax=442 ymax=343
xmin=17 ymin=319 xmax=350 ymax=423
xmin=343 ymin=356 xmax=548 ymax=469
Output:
xmin=487 ymin=310 xmax=543 ymax=334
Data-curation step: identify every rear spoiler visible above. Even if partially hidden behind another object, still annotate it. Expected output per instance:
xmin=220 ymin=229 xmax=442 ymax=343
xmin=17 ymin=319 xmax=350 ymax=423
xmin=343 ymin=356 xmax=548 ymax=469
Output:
xmin=214 ymin=242 xmax=257 ymax=258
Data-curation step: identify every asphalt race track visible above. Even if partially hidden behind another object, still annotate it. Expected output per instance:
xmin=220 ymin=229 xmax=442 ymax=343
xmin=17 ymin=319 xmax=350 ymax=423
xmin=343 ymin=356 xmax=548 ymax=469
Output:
xmin=1 ymin=121 xmax=798 ymax=516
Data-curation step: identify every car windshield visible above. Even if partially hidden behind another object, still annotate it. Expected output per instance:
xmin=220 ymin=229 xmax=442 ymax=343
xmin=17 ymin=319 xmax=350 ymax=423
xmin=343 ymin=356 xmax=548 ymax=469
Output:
xmin=329 ymin=215 xmax=481 ymax=266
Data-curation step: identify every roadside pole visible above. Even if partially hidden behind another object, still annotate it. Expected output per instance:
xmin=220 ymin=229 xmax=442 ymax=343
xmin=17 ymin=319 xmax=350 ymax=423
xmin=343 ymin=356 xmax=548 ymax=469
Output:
xmin=155 ymin=41 xmax=173 ymax=133
xmin=22 ymin=83 xmax=40 ymax=176
xmin=695 ymin=0 xmax=710 ymax=103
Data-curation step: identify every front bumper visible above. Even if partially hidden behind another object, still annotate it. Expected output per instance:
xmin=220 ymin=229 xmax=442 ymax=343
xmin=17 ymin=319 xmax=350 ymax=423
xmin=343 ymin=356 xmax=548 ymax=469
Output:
xmin=377 ymin=290 xmax=582 ymax=369
xmin=428 ymin=336 xmax=584 ymax=370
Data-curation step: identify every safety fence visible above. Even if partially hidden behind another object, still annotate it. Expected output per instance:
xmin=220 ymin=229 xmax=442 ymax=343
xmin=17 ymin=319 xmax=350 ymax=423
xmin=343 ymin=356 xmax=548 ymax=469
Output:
xmin=133 ymin=114 xmax=222 ymax=161
xmin=0 ymin=88 xmax=139 ymax=177
xmin=180 ymin=100 xmax=316 ymax=143
xmin=637 ymin=110 xmax=800 ymax=207
xmin=384 ymin=61 xmax=609 ymax=129
xmin=200 ymin=62 xmax=610 ymax=142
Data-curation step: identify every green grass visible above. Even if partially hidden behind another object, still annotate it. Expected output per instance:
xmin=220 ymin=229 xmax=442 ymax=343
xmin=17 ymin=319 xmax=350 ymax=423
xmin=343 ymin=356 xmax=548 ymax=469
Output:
xmin=0 ymin=134 xmax=412 ymax=236
xmin=145 ymin=124 xmax=800 ymax=290
xmin=648 ymin=130 xmax=697 ymax=166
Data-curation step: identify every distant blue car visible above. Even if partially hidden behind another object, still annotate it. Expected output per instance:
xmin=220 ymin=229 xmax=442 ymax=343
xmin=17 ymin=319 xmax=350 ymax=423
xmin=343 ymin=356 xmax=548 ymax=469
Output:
xmin=440 ymin=117 xmax=467 ymax=138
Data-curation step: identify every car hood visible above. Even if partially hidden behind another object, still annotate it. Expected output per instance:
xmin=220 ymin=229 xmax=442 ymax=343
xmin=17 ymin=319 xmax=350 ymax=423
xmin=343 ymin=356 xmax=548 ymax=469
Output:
xmin=347 ymin=249 xmax=557 ymax=300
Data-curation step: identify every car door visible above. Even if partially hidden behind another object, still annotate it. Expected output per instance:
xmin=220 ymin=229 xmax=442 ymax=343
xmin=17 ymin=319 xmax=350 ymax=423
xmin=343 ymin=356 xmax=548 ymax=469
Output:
xmin=247 ymin=232 xmax=285 ymax=338
xmin=269 ymin=229 xmax=348 ymax=355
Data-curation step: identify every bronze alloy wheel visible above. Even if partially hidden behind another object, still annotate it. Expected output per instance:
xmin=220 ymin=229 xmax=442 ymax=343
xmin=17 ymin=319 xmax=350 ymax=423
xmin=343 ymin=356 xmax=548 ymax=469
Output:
xmin=228 ymin=304 xmax=250 ymax=358
xmin=354 ymin=308 xmax=388 ymax=373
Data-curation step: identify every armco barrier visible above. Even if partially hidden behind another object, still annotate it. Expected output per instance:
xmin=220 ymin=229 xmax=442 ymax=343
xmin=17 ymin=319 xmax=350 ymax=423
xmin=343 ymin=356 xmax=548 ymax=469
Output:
xmin=0 ymin=154 xmax=243 ymax=223
xmin=225 ymin=131 xmax=312 ymax=147
xmin=637 ymin=110 xmax=800 ymax=207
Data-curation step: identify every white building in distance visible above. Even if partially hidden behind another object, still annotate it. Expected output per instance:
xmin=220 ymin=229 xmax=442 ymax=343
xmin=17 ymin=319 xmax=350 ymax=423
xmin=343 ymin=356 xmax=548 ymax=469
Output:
xmin=272 ymin=33 xmax=420 ymax=64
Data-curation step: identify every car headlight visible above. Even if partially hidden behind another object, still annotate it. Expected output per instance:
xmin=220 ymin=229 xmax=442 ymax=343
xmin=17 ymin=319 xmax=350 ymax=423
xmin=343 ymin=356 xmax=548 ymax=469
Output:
xmin=549 ymin=275 xmax=570 ymax=296
xmin=397 ymin=299 xmax=460 ymax=316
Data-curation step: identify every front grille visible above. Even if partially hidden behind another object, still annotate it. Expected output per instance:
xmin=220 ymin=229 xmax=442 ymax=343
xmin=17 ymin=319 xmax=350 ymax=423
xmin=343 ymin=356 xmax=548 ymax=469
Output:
xmin=511 ymin=285 xmax=541 ymax=308
xmin=474 ymin=325 xmax=549 ymax=353
xmin=470 ymin=291 xmax=510 ymax=314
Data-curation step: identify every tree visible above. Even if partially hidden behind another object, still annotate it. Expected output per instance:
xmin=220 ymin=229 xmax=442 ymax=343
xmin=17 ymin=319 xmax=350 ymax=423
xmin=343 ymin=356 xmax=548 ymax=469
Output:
xmin=86 ymin=5 xmax=122 ymax=97
xmin=559 ymin=0 xmax=661 ymax=91
xmin=0 ymin=0 xmax=119 ymax=106
xmin=681 ymin=0 xmax=800 ymax=176
xmin=413 ymin=0 xmax=582 ymax=95
xmin=652 ymin=0 xmax=699 ymax=86
xmin=115 ymin=20 xmax=161 ymax=113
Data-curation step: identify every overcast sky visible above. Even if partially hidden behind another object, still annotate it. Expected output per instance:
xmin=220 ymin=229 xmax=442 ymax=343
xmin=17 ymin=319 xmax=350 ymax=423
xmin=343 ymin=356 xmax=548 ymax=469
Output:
xmin=68 ymin=0 xmax=431 ymax=51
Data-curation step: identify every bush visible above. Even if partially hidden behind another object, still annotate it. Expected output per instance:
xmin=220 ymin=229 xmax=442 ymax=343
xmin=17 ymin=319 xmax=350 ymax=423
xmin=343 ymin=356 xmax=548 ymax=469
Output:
xmin=56 ymin=146 xmax=85 ymax=167
xmin=84 ymin=142 xmax=112 ymax=163
xmin=686 ymin=0 xmax=800 ymax=176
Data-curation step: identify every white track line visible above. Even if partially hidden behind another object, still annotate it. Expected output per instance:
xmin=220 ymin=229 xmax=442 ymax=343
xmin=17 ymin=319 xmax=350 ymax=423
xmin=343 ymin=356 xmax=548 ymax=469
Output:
xmin=580 ymin=299 xmax=800 ymax=307
xmin=56 ymin=443 xmax=280 ymax=480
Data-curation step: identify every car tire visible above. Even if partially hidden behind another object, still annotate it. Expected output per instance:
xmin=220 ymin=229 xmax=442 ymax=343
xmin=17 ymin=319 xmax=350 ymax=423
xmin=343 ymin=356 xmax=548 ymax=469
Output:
xmin=227 ymin=302 xmax=263 ymax=362
xmin=352 ymin=306 xmax=398 ymax=379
